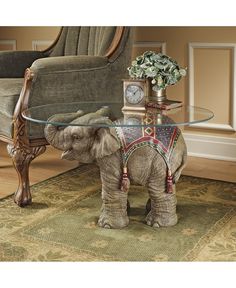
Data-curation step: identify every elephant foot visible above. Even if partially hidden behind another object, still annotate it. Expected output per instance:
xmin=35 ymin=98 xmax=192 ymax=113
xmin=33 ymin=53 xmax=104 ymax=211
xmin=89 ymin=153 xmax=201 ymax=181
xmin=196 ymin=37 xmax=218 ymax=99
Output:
xmin=98 ymin=212 xmax=129 ymax=229
xmin=146 ymin=211 xmax=178 ymax=228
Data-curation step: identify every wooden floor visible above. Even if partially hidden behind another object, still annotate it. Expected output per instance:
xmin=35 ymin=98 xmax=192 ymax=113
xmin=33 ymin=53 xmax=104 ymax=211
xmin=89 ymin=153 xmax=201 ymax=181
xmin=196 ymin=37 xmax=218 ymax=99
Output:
xmin=0 ymin=141 xmax=236 ymax=199
xmin=0 ymin=141 xmax=77 ymax=198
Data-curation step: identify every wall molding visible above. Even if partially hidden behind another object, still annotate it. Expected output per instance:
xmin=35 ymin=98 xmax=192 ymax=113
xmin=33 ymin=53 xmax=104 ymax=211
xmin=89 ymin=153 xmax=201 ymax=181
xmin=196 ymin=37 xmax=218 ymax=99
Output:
xmin=133 ymin=41 xmax=166 ymax=54
xmin=183 ymin=132 xmax=236 ymax=161
xmin=188 ymin=42 xmax=236 ymax=131
xmin=189 ymin=122 xmax=233 ymax=131
xmin=0 ymin=40 xmax=16 ymax=50
xmin=32 ymin=40 xmax=53 ymax=51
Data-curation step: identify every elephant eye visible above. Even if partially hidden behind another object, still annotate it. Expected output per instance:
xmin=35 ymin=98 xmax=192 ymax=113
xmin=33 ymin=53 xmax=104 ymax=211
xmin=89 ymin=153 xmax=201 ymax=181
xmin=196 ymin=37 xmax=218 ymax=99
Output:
xmin=72 ymin=134 xmax=81 ymax=140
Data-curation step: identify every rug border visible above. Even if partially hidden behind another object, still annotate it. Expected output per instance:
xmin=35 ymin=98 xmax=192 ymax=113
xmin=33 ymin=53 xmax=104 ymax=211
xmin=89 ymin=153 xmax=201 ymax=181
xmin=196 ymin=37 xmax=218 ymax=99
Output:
xmin=182 ymin=208 xmax=236 ymax=261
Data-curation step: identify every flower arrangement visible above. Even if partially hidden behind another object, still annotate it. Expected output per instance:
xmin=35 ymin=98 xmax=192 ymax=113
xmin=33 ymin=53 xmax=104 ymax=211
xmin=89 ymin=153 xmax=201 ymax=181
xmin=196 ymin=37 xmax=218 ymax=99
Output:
xmin=127 ymin=51 xmax=187 ymax=92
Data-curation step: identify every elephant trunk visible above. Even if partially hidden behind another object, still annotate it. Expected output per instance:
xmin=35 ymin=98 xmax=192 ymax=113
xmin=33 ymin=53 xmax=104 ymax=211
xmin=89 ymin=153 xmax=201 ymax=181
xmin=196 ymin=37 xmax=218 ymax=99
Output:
xmin=95 ymin=106 xmax=110 ymax=117
xmin=44 ymin=110 xmax=84 ymax=150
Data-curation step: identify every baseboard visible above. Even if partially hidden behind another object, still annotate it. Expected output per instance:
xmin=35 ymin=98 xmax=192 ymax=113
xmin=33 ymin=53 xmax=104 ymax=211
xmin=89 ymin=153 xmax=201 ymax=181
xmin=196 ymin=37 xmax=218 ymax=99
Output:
xmin=183 ymin=132 xmax=236 ymax=161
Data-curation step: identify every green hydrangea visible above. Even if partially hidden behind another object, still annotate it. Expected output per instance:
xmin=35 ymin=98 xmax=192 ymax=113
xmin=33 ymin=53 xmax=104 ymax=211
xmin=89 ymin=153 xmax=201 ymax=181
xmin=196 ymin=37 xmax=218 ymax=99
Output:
xmin=127 ymin=51 xmax=187 ymax=91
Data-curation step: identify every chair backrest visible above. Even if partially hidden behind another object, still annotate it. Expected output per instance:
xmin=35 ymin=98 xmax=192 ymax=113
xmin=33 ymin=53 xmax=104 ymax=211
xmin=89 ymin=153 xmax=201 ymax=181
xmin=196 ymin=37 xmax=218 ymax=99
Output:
xmin=49 ymin=27 xmax=117 ymax=57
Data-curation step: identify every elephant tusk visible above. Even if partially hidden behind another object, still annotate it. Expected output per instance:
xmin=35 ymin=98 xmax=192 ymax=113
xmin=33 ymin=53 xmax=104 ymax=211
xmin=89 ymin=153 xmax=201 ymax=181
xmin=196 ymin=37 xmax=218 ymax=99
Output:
xmin=61 ymin=148 xmax=73 ymax=160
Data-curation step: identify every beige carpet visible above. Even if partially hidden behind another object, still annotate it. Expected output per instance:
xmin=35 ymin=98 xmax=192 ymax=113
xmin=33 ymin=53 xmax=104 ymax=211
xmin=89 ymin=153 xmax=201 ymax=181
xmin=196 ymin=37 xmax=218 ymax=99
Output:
xmin=0 ymin=164 xmax=235 ymax=261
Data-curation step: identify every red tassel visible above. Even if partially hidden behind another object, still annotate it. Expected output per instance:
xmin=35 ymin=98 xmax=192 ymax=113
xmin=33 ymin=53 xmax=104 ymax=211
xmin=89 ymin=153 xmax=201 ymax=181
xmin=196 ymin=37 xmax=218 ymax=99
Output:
xmin=121 ymin=167 xmax=130 ymax=192
xmin=167 ymin=169 xmax=173 ymax=193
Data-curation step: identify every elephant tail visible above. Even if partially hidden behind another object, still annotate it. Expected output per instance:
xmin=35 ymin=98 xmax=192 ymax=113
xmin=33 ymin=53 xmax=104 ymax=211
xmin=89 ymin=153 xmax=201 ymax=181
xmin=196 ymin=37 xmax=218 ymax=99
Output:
xmin=167 ymin=169 xmax=174 ymax=193
xmin=173 ymin=149 xmax=187 ymax=184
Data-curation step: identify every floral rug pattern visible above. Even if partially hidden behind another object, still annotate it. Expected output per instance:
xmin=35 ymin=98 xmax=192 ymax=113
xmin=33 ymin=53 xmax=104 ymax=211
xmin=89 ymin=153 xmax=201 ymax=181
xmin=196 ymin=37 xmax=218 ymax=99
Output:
xmin=0 ymin=164 xmax=235 ymax=261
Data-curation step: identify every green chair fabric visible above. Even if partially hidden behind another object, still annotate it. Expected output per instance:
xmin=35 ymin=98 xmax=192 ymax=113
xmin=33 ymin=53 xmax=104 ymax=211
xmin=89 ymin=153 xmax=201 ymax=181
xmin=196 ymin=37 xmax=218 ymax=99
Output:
xmin=0 ymin=78 xmax=24 ymax=138
xmin=49 ymin=27 xmax=117 ymax=57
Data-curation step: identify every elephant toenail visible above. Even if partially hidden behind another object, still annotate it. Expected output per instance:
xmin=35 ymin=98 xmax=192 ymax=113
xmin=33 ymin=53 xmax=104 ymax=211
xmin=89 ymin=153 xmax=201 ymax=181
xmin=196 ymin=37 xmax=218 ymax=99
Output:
xmin=153 ymin=223 xmax=160 ymax=228
xmin=104 ymin=224 xmax=111 ymax=229
xmin=147 ymin=220 xmax=151 ymax=225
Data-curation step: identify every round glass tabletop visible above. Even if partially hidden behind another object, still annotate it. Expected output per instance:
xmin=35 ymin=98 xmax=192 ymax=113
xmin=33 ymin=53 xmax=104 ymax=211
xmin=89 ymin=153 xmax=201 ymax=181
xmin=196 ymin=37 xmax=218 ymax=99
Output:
xmin=22 ymin=102 xmax=214 ymax=127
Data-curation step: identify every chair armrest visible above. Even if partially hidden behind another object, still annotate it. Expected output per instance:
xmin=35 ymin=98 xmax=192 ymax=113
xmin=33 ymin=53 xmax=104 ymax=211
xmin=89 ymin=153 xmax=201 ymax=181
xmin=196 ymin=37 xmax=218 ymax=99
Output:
xmin=30 ymin=55 xmax=109 ymax=74
xmin=0 ymin=50 xmax=45 ymax=78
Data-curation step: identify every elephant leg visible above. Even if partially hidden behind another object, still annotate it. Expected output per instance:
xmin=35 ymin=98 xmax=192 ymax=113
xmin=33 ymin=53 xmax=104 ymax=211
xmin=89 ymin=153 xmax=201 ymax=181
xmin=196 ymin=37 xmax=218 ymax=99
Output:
xmin=146 ymin=192 xmax=177 ymax=228
xmin=127 ymin=199 xmax=131 ymax=215
xmin=145 ymin=198 xmax=151 ymax=215
xmin=146 ymin=160 xmax=178 ymax=228
xmin=98 ymin=188 xmax=129 ymax=229
xmin=97 ymin=154 xmax=129 ymax=229
xmin=7 ymin=144 xmax=46 ymax=207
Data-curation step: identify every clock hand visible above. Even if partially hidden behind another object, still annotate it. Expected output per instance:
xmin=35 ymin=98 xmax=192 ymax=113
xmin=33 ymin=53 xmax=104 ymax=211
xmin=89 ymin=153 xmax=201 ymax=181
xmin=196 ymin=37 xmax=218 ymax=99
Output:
xmin=134 ymin=87 xmax=139 ymax=95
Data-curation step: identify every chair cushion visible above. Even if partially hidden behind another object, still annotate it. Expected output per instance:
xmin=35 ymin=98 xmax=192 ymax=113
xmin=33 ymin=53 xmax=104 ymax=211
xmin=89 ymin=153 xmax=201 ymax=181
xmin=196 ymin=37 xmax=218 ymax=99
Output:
xmin=0 ymin=78 xmax=23 ymax=138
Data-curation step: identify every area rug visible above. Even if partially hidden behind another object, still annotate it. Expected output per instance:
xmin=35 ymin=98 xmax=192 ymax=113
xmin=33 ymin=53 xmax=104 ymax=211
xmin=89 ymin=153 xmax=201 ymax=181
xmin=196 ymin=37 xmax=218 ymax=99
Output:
xmin=0 ymin=164 xmax=235 ymax=261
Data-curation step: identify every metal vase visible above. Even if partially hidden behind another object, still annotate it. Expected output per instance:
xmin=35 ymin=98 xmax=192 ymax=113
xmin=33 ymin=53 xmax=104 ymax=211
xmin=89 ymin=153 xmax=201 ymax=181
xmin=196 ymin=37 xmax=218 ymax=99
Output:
xmin=147 ymin=80 xmax=167 ymax=103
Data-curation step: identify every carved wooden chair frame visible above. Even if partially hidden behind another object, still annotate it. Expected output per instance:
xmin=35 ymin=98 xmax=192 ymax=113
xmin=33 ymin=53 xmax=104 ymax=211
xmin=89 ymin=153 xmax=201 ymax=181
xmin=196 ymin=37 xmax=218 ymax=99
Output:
xmin=3 ymin=27 xmax=128 ymax=207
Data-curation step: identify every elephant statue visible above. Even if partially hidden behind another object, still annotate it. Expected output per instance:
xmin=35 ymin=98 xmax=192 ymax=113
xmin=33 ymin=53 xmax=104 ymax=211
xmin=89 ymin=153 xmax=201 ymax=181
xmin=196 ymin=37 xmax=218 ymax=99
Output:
xmin=44 ymin=107 xmax=187 ymax=229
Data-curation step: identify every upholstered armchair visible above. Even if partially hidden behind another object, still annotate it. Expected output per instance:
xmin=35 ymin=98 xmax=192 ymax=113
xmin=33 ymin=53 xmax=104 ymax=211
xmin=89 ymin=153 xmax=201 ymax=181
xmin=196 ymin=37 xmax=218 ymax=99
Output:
xmin=0 ymin=27 xmax=133 ymax=207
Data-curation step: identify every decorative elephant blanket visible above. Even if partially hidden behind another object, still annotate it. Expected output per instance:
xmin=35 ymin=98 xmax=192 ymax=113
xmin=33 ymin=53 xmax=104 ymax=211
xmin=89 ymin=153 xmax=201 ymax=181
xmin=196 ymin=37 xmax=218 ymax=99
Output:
xmin=114 ymin=112 xmax=181 ymax=193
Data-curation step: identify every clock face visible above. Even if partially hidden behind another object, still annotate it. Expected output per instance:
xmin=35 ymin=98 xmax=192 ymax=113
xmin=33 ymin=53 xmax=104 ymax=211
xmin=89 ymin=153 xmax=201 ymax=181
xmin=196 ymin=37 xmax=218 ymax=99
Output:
xmin=125 ymin=84 xmax=144 ymax=104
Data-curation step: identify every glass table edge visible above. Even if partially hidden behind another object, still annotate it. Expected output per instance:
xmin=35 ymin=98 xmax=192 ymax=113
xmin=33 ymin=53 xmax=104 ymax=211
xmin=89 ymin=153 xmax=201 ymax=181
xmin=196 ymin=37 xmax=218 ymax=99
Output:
xmin=22 ymin=104 xmax=214 ymax=127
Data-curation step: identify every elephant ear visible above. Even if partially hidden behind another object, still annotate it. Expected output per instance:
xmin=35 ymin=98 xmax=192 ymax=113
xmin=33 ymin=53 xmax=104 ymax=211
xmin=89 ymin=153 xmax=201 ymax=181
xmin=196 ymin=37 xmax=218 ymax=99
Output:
xmin=90 ymin=117 xmax=120 ymax=159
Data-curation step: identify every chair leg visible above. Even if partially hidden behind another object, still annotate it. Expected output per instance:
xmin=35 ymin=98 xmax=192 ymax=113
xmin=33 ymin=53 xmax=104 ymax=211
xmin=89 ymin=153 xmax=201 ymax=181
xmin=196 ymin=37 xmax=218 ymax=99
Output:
xmin=7 ymin=144 xmax=46 ymax=207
